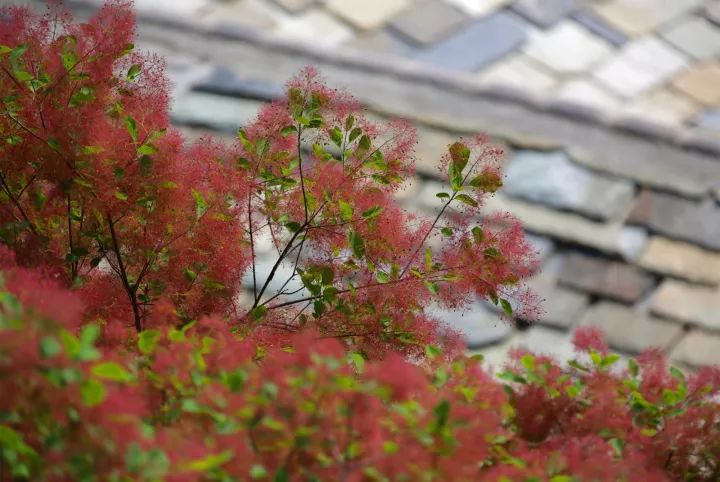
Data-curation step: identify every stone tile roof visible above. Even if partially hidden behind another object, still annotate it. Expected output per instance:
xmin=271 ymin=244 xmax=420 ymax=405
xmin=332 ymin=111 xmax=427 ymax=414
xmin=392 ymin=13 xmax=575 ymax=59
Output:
xmin=57 ymin=0 xmax=720 ymax=368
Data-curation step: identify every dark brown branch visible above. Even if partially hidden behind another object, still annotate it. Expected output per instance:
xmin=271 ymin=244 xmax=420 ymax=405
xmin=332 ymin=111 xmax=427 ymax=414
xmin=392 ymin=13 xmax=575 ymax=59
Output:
xmin=106 ymin=213 xmax=143 ymax=332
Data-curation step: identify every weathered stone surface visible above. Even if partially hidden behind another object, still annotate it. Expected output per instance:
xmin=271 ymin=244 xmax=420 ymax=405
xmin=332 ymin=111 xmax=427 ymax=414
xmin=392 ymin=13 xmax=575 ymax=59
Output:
xmin=194 ymin=66 xmax=284 ymax=100
xmin=171 ymin=92 xmax=265 ymax=132
xmin=503 ymin=150 xmax=635 ymax=220
xmin=578 ymin=301 xmax=682 ymax=353
xmin=554 ymin=79 xmax=621 ymax=112
xmin=594 ymin=37 xmax=688 ymax=97
xmin=592 ymin=0 xmax=705 ymax=36
xmin=344 ymin=30 xmax=412 ymax=55
xmin=202 ymin=1 xmax=277 ymax=29
xmin=706 ymin=1 xmax=720 ymax=24
xmin=273 ymin=8 xmax=353 ymax=46
xmin=511 ymin=0 xmax=578 ymax=28
xmin=662 ymin=16 xmax=720 ymax=60
xmin=326 ymin=0 xmax=411 ymax=30
xmin=525 ymin=234 xmax=555 ymax=263
xmin=527 ymin=276 xmax=589 ymax=329
xmin=622 ymin=89 xmax=699 ymax=126
xmin=475 ymin=54 xmax=557 ymax=94
xmin=427 ymin=302 xmax=511 ymax=349
xmin=695 ymin=109 xmax=720 ymax=130
xmin=628 ymin=190 xmax=720 ymax=251
xmin=412 ymin=12 xmax=528 ymax=71
xmin=272 ymin=0 xmax=316 ymax=13
xmin=445 ymin=0 xmax=514 ymax=16
xmin=523 ymin=21 xmax=612 ymax=74
xmin=558 ymin=253 xmax=655 ymax=303
xmin=571 ymin=10 xmax=627 ymax=46
xmin=672 ymin=61 xmax=720 ymax=105
xmin=390 ymin=1 xmax=468 ymax=45
xmin=639 ymin=237 xmax=720 ymax=285
xmin=567 ymin=145 xmax=720 ymax=199
xmin=413 ymin=126 xmax=458 ymax=177
xmin=507 ymin=326 xmax=576 ymax=362
xmin=483 ymin=194 xmax=648 ymax=260
xmin=671 ymin=330 xmax=720 ymax=367
xmin=651 ymin=280 xmax=720 ymax=330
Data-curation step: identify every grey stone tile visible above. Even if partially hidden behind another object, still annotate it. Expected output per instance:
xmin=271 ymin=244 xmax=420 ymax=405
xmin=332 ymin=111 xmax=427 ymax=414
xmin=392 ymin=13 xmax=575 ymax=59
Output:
xmin=390 ymin=0 xmax=468 ymax=45
xmin=557 ymin=253 xmax=656 ymax=304
xmin=482 ymin=194 xmax=649 ymax=260
xmin=671 ymin=330 xmax=720 ymax=367
xmin=511 ymin=0 xmax=579 ymax=28
xmin=272 ymin=0 xmax=316 ymax=13
xmin=639 ymin=236 xmax=720 ymax=285
xmin=194 ymin=66 xmax=284 ymax=100
xmin=344 ymin=30 xmax=413 ymax=55
xmin=578 ymin=301 xmax=683 ymax=354
xmin=171 ymin=91 xmax=265 ymax=133
xmin=527 ymin=275 xmax=589 ymax=328
xmin=427 ymin=301 xmax=512 ymax=349
xmin=571 ymin=10 xmax=627 ymax=46
xmin=523 ymin=21 xmax=612 ymax=74
xmin=411 ymin=12 xmax=529 ymax=71
xmin=706 ymin=1 xmax=720 ymax=25
xmin=661 ymin=16 xmax=720 ymax=60
xmin=628 ymin=190 xmax=720 ymax=251
xmin=591 ymin=0 xmax=706 ymax=37
xmin=651 ymin=280 xmax=720 ymax=331
xmin=694 ymin=109 xmax=720 ymax=129
xmin=503 ymin=150 xmax=635 ymax=221
xmin=326 ymin=0 xmax=411 ymax=30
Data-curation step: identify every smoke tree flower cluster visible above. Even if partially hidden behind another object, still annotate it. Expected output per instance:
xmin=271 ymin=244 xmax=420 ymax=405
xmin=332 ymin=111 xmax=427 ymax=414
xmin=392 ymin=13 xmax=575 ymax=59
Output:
xmin=0 ymin=2 xmax=718 ymax=480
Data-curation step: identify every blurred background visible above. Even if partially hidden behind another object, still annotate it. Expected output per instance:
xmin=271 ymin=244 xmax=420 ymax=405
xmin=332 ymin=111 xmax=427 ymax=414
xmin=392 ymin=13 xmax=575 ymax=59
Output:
xmin=20 ymin=0 xmax=720 ymax=369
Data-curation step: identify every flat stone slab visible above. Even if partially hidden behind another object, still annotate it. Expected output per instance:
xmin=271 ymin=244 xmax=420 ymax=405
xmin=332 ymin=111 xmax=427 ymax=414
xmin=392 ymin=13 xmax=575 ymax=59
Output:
xmin=511 ymin=0 xmax=578 ymax=28
xmin=557 ymin=253 xmax=655 ymax=303
xmin=171 ymin=91 xmax=265 ymax=132
xmin=411 ymin=12 xmax=528 ymax=71
xmin=628 ymin=190 xmax=720 ymax=252
xmin=390 ymin=0 xmax=468 ymax=45
xmin=578 ymin=301 xmax=683 ymax=354
xmin=591 ymin=0 xmax=706 ymax=36
xmin=650 ymin=280 xmax=720 ymax=331
xmin=194 ymin=66 xmax=284 ymax=100
xmin=594 ymin=37 xmax=688 ymax=97
xmin=671 ymin=330 xmax=720 ymax=367
xmin=326 ymin=0 xmax=411 ymax=30
xmin=638 ymin=236 xmax=720 ymax=285
xmin=672 ymin=61 xmax=720 ymax=105
xmin=527 ymin=275 xmax=589 ymax=329
xmin=427 ymin=302 xmax=512 ymax=349
xmin=523 ymin=21 xmax=612 ymax=74
xmin=661 ymin=16 xmax=720 ymax=60
xmin=483 ymin=194 xmax=648 ymax=260
xmin=503 ymin=150 xmax=634 ymax=220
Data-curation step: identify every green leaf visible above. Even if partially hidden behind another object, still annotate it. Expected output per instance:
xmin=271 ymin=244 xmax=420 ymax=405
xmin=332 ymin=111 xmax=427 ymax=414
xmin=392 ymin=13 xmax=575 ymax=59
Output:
xmin=140 ymin=155 xmax=152 ymax=177
xmin=191 ymin=190 xmax=208 ymax=218
xmin=471 ymin=226 xmax=484 ymax=245
xmin=0 ymin=45 xmax=12 ymax=55
xmin=40 ymin=336 xmax=61 ymax=358
xmin=440 ymin=227 xmax=453 ymax=237
xmin=550 ymin=476 xmax=573 ymax=482
xmin=448 ymin=142 xmax=470 ymax=173
xmin=608 ymin=438 xmax=624 ymax=457
xmin=361 ymin=205 xmax=382 ymax=220
xmin=432 ymin=399 xmax=450 ymax=432
xmin=92 ymin=362 xmax=131 ymax=382
xmin=454 ymin=193 xmax=478 ymax=207
xmin=284 ymin=221 xmax=302 ymax=233
xmin=10 ymin=44 xmax=28 ymax=62
xmin=348 ymin=230 xmax=365 ymax=259
xmin=345 ymin=115 xmax=355 ymax=131
xmin=483 ymin=247 xmax=500 ymax=259
xmin=348 ymin=352 xmax=365 ymax=373
xmin=136 ymin=143 xmax=157 ymax=156
xmin=124 ymin=115 xmax=137 ymax=142
xmin=436 ymin=192 xmax=450 ymax=199
xmin=188 ymin=450 xmax=233 ymax=471
xmin=500 ymin=298 xmax=513 ymax=317
xmin=47 ymin=137 xmax=61 ymax=151
xmin=349 ymin=127 xmax=362 ymax=143
xmin=424 ymin=280 xmax=439 ymax=295
xmin=69 ymin=86 xmax=94 ymax=106
xmin=280 ymin=125 xmax=297 ymax=137
xmin=628 ymin=358 xmax=639 ymax=377
xmin=250 ymin=306 xmax=267 ymax=321
xmin=357 ymin=134 xmax=371 ymax=152
xmin=273 ymin=468 xmax=289 ymax=482
xmin=424 ymin=247 xmax=432 ymax=270
xmin=138 ymin=330 xmax=160 ymax=355
xmin=256 ymin=138 xmax=269 ymax=157
xmin=329 ymin=127 xmax=343 ymax=147
xmin=338 ymin=200 xmax=353 ymax=221
xmin=127 ymin=64 xmax=141 ymax=81
xmin=376 ymin=271 xmax=389 ymax=284
xmin=250 ymin=465 xmax=268 ymax=479
xmin=81 ymin=379 xmax=106 ymax=407
xmin=115 ymin=191 xmax=128 ymax=201
xmin=237 ymin=129 xmax=253 ymax=150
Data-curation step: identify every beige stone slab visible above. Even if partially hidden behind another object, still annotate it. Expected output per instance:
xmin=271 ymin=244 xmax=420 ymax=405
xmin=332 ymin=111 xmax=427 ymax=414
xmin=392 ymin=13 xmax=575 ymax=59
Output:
xmin=273 ymin=8 xmax=353 ymax=46
xmin=523 ymin=21 xmax=612 ymax=74
xmin=670 ymin=330 xmax=720 ymax=367
xmin=326 ymin=0 xmax=412 ymax=30
xmin=475 ymin=54 xmax=558 ymax=94
xmin=445 ymin=0 xmax=514 ymax=16
xmin=650 ymin=280 xmax=720 ymax=330
xmin=672 ymin=62 xmax=720 ymax=105
xmin=592 ymin=0 xmax=706 ymax=36
xmin=639 ymin=236 xmax=720 ymax=285
xmin=622 ymin=89 xmax=700 ymax=126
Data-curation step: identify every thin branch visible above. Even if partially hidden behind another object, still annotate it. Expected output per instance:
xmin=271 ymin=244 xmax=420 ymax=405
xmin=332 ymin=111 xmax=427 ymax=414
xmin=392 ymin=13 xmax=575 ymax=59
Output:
xmin=105 ymin=213 xmax=143 ymax=332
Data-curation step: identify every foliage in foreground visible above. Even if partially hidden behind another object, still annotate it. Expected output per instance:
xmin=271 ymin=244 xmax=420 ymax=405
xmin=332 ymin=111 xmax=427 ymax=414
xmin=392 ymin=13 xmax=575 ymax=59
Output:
xmin=0 ymin=2 xmax=719 ymax=481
